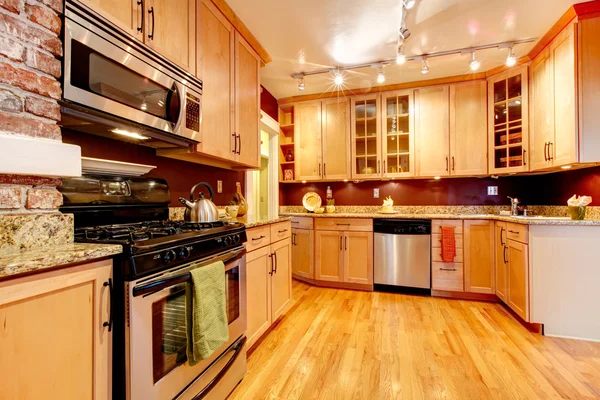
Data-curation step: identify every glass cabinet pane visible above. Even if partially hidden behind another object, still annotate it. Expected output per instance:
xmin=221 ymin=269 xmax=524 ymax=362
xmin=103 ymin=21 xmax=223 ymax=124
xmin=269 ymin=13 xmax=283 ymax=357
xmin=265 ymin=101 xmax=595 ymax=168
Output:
xmin=382 ymin=93 xmax=411 ymax=175
xmin=492 ymin=73 xmax=524 ymax=170
xmin=353 ymin=98 xmax=379 ymax=177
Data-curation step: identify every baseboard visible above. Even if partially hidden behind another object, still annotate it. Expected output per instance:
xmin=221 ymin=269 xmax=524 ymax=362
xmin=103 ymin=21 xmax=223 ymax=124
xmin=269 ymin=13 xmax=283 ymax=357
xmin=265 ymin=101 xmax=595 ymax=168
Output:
xmin=431 ymin=290 xmax=499 ymax=302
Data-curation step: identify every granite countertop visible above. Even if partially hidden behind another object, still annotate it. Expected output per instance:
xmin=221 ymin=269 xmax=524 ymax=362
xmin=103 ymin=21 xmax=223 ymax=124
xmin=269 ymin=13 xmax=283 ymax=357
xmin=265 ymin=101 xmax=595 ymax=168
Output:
xmin=231 ymin=215 xmax=293 ymax=228
xmin=0 ymin=243 xmax=123 ymax=280
xmin=280 ymin=212 xmax=600 ymax=226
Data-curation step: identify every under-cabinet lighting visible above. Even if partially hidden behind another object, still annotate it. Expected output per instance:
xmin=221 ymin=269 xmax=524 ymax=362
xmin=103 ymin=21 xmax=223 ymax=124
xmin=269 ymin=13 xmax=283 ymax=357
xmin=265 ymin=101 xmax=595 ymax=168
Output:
xmin=343 ymin=179 xmax=349 ymax=182
xmin=506 ymin=47 xmax=517 ymax=67
xmin=434 ymin=176 xmax=441 ymax=180
xmin=112 ymin=129 xmax=150 ymax=140
xmin=302 ymin=180 xmax=307 ymax=184
xmin=561 ymin=165 xmax=572 ymax=170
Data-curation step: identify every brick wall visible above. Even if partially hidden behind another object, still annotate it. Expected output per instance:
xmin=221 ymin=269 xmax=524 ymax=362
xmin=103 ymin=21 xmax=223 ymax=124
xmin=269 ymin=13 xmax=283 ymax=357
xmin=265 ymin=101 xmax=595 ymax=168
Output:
xmin=0 ymin=0 xmax=64 ymax=213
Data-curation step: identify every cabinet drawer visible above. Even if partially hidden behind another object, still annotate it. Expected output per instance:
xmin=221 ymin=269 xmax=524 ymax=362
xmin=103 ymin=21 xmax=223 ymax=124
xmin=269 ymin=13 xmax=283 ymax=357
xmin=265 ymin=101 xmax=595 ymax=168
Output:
xmin=506 ymin=223 xmax=528 ymax=243
xmin=432 ymin=249 xmax=464 ymax=263
xmin=432 ymin=219 xmax=463 ymax=234
xmin=314 ymin=218 xmax=373 ymax=232
xmin=271 ymin=221 xmax=292 ymax=242
xmin=290 ymin=216 xmax=313 ymax=230
xmin=245 ymin=226 xmax=271 ymax=251
xmin=432 ymin=262 xmax=464 ymax=292
xmin=431 ymin=233 xmax=464 ymax=249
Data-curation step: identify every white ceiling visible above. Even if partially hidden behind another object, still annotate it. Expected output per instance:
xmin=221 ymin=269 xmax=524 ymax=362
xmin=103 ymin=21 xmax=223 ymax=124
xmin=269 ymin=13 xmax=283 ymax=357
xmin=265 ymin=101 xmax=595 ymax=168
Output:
xmin=226 ymin=0 xmax=582 ymax=99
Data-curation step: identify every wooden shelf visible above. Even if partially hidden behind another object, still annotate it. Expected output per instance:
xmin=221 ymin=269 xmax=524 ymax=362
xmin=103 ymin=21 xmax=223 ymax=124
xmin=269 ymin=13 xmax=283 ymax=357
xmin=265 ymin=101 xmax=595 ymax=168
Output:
xmin=355 ymin=117 xmax=377 ymax=122
xmin=494 ymin=96 xmax=522 ymax=106
xmin=387 ymin=113 xmax=409 ymax=118
xmin=355 ymin=154 xmax=378 ymax=158
xmin=280 ymin=124 xmax=294 ymax=134
xmin=497 ymin=132 xmax=523 ymax=145
xmin=386 ymin=152 xmax=410 ymax=156
xmin=280 ymin=161 xmax=295 ymax=165
xmin=499 ymin=155 xmax=523 ymax=163
xmin=386 ymin=132 xmax=409 ymax=136
xmin=280 ymin=142 xmax=294 ymax=148
xmin=356 ymin=136 xmax=378 ymax=141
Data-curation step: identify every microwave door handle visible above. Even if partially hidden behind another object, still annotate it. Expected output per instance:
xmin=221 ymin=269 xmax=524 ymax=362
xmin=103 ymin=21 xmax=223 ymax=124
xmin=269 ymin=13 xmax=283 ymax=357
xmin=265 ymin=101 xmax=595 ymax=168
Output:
xmin=173 ymin=84 xmax=186 ymax=134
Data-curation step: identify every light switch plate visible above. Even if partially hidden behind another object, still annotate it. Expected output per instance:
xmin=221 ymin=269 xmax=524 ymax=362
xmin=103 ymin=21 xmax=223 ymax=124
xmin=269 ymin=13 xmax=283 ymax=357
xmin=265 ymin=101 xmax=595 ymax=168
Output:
xmin=487 ymin=186 xmax=498 ymax=196
xmin=217 ymin=180 xmax=223 ymax=193
xmin=374 ymin=188 xmax=380 ymax=199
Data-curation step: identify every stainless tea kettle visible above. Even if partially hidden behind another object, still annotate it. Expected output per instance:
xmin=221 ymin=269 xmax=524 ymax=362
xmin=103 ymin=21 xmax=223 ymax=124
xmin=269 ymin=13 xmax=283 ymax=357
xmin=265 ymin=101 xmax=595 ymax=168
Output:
xmin=179 ymin=182 xmax=219 ymax=223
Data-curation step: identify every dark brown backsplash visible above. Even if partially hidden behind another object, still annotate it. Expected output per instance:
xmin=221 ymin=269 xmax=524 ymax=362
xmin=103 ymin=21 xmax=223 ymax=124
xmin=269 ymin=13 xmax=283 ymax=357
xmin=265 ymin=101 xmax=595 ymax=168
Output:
xmin=280 ymin=166 xmax=600 ymax=206
xmin=62 ymin=130 xmax=246 ymax=206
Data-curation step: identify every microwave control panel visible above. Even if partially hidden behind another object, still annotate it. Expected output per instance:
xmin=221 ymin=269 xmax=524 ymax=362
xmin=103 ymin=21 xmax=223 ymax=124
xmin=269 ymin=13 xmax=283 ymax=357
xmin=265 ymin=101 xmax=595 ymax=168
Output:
xmin=185 ymin=93 xmax=200 ymax=132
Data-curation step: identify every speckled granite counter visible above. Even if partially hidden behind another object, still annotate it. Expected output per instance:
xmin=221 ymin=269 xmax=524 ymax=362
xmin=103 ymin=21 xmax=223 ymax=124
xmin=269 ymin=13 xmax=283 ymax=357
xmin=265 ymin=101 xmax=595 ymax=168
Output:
xmin=0 ymin=243 xmax=123 ymax=279
xmin=230 ymin=215 xmax=292 ymax=228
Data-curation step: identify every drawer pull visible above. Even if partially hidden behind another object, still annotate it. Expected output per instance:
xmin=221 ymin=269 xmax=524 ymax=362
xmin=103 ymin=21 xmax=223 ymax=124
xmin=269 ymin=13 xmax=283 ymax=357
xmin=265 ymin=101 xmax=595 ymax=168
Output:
xmin=291 ymin=221 xmax=299 ymax=224
xmin=278 ymin=229 xmax=288 ymax=233
xmin=508 ymin=230 xmax=519 ymax=234
xmin=336 ymin=223 xmax=351 ymax=226
xmin=439 ymin=268 xmax=457 ymax=271
xmin=251 ymin=235 xmax=266 ymax=241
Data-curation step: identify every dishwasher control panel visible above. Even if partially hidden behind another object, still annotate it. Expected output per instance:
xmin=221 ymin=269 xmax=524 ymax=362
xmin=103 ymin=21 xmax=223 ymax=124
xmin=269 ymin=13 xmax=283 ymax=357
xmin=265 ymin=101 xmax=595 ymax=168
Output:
xmin=374 ymin=219 xmax=431 ymax=235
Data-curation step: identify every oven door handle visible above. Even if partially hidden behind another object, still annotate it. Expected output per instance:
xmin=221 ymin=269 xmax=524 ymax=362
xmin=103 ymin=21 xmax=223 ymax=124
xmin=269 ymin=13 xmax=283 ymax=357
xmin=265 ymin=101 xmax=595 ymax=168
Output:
xmin=190 ymin=336 xmax=246 ymax=400
xmin=132 ymin=248 xmax=246 ymax=297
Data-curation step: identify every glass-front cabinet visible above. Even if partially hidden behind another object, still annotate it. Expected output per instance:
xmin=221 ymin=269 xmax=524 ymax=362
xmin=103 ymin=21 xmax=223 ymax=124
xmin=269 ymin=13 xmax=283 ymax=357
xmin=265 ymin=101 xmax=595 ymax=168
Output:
xmin=351 ymin=94 xmax=381 ymax=179
xmin=488 ymin=66 xmax=529 ymax=174
xmin=381 ymin=90 xmax=414 ymax=177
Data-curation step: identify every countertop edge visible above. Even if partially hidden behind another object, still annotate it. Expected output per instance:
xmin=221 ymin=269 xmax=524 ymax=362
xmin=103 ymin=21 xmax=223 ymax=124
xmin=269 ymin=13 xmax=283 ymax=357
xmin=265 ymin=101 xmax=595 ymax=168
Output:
xmin=237 ymin=216 xmax=293 ymax=229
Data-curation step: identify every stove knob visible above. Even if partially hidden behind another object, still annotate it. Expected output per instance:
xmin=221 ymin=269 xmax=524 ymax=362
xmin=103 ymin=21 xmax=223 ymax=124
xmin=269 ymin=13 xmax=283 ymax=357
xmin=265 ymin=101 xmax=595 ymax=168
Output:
xmin=223 ymin=236 xmax=232 ymax=246
xmin=179 ymin=247 xmax=191 ymax=260
xmin=163 ymin=249 xmax=177 ymax=264
xmin=233 ymin=234 xmax=241 ymax=244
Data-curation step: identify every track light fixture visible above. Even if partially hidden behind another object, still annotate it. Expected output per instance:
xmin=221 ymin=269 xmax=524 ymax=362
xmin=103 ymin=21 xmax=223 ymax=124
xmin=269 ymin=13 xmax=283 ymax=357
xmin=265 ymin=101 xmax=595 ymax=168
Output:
xmin=298 ymin=77 xmax=305 ymax=91
xmin=404 ymin=0 xmax=416 ymax=9
xmin=469 ymin=52 xmax=481 ymax=71
xmin=396 ymin=45 xmax=407 ymax=65
xmin=333 ymin=70 xmax=344 ymax=86
xmin=420 ymin=58 xmax=429 ymax=75
xmin=506 ymin=46 xmax=517 ymax=67
xmin=377 ymin=67 xmax=386 ymax=84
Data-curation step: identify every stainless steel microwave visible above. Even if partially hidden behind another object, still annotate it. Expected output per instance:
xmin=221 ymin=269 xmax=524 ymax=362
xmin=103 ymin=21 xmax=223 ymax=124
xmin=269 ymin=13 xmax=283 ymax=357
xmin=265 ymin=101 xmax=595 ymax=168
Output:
xmin=61 ymin=0 xmax=202 ymax=147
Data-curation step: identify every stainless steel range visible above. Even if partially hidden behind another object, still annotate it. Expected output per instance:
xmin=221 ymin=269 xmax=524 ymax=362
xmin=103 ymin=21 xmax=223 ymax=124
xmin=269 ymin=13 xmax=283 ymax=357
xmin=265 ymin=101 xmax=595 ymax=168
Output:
xmin=60 ymin=176 xmax=247 ymax=400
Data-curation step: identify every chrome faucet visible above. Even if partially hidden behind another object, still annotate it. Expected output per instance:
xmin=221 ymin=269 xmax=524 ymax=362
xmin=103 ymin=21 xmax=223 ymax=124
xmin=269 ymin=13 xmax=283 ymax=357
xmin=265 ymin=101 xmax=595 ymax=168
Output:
xmin=507 ymin=196 xmax=520 ymax=216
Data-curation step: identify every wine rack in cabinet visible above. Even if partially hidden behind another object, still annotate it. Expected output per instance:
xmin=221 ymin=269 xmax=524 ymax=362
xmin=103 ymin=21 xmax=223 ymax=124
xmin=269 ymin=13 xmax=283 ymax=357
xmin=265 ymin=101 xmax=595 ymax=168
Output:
xmin=381 ymin=90 xmax=415 ymax=177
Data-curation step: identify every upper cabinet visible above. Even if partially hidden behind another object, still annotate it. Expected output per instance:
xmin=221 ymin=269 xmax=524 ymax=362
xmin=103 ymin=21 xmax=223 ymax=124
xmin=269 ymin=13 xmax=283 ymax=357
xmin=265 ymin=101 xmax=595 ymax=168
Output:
xmin=145 ymin=0 xmax=196 ymax=73
xmin=295 ymin=101 xmax=322 ymax=181
xmin=83 ymin=0 xmax=143 ymax=40
xmin=381 ymin=90 xmax=415 ymax=178
xmin=530 ymin=18 xmax=600 ymax=171
xmin=351 ymin=94 xmax=381 ymax=179
xmin=415 ymin=86 xmax=450 ymax=177
xmin=488 ymin=66 xmax=529 ymax=174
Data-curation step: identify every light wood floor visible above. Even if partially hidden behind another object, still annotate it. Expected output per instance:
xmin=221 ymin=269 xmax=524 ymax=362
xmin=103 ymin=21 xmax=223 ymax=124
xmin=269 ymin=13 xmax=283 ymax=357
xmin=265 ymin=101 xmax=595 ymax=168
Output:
xmin=230 ymin=280 xmax=600 ymax=400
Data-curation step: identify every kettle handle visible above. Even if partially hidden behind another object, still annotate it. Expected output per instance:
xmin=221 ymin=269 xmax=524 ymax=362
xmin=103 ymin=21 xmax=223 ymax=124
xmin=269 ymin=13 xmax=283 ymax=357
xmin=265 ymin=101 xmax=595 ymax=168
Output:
xmin=190 ymin=182 xmax=215 ymax=201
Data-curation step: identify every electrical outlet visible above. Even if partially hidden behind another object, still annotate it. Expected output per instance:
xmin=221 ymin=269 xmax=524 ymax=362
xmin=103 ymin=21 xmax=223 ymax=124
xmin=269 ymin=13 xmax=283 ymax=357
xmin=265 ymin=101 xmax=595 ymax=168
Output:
xmin=487 ymin=186 xmax=498 ymax=196
xmin=374 ymin=188 xmax=380 ymax=199
xmin=217 ymin=180 xmax=223 ymax=193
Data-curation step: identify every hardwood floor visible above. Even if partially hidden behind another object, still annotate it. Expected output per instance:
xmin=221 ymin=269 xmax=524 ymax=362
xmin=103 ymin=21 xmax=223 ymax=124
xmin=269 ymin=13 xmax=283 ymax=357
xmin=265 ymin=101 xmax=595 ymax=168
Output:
xmin=230 ymin=280 xmax=600 ymax=399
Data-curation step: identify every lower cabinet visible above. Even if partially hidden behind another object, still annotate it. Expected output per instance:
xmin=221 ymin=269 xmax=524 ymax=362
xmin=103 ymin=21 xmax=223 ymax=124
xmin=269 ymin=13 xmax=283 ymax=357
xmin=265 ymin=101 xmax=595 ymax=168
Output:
xmin=495 ymin=222 xmax=508 ymax=301
xmin=0 ymin=260 xmax=113 ymax=399
xmin=291 ymin=227 xmax=314 ymax=280
xmin=245 ymin=222 xmax=292 ymax=349
xmin=506 ymin=238 xmax=530 ymax=321
xmin=431 ymin=219 xmax=464 ymax=291
xmin=463 ymin=220 xmax=495 ymax=294
xmin=314 ymin=230 xmax=344 ymax=282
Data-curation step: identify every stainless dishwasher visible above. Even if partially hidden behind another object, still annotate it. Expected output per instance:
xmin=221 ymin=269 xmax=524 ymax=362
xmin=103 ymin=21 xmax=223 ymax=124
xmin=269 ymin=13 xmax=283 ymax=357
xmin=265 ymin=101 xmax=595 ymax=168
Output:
xmin=374 ymin=219 xmax=431 ymax=292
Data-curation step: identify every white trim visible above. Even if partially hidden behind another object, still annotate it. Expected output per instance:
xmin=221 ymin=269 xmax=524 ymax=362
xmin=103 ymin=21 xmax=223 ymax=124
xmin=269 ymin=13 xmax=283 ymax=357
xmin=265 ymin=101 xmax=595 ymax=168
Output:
xmin=0 ymin=135 xmax=82 ymax=177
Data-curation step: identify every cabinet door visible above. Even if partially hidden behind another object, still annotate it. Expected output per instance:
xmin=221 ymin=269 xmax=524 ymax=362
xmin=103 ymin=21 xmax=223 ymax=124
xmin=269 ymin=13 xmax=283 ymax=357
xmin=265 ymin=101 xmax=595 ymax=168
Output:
xmin=145 ymin=0 xmax=196 ymax=73
xmin=450 ymin=81 xmax=488 ymax=176
xmin=271 ymin=239 xmax=292 ymax=322
xmin=343 ymin=231 xmax=373 ymax=285
xmin=551 ymin=24 xmax=577 ymax=167
xmin=235 ymin=32 xmax=261 ymax=168
xmin=84 ymin=0 xmax=142 ymax=40
xmin=530 ymin=49 xmax=554 ymax=171
xmin=295 ymin=101 xmax=323 ymax=180
xmin=245 ymin=246 xmax=272 ymax=348
xmin=322 ymin=98 xmax=351 ymax=180
xmin=0 ymin=260 xmax=112 ymax=399
xmin=292 ymin=228 xmax=314 ymax=280
xmin=198 ymin=0 xmax=235 ymax=161
xmin=314 ymin=230 xmax=343 ymax=282
xmin=416 ymin=85 xmax=450 ymax=177
xmin=464 ymin=220 xmax=495 ymax=294
xmin=381 ymin=90 xmax=415 ymax=178
xmin=351 ymin=94 xmax=381 ymax=179
xmin=495 ymin=222 xmax=508 ymax=302
xmin=507 ymin=239 xmax=530 ymax=321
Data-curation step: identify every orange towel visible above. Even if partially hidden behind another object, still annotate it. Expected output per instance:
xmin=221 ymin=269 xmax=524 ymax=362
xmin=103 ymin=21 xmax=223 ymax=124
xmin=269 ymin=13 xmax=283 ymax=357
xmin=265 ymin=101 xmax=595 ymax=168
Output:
xmin=440 ymin=226 xmax=456 ymax=263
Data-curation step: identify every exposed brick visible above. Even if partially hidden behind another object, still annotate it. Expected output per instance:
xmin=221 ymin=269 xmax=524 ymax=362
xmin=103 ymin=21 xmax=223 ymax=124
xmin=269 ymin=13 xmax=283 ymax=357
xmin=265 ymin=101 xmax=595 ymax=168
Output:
xmin=0 ymin=174 xmax=60 ymax=186
xmin=25 ymin=3 xmax=60 ymax=35
xmin=24 ymin=47 xmax=59 ymax=77
xmin=0 ymin=61 xmax=61 ymax=99
xmin=0 ymin=111 xmax=61 ymax=139
xmin=0 ymin=35 xmax=24 ymax=61
xmin=0 ymin=186 xmax=22 ymax=208
xmin=0 ymin=0 xmax=22 ymax=14
xmin=0 ymin=88 xmax=21 ymax=112
xmin=0 ymin=11 xmax=62 ymax=56
xmin=26 ymin=187 xmax=62 ymax=209
xmin=25 ymin=96 xmax=58 ymax=120
xmin=39 ymin=0 xmax=61 ymax=14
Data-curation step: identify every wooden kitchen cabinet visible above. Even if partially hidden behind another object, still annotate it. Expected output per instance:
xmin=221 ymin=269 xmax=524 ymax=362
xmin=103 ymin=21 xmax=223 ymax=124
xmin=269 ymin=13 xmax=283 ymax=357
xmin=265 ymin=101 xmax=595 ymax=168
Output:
xmin=314 ymin=230 xmax=344 ymax=282
xmin=245 ymin=246 xmax=272 ymax=348
xmin=507 ymin=239 xmax=530 ymax=321
xmin=495 ymin=222 xmax=508 ymax=302
xmin=344 ymin=231 xmax=373 ymax=285
xmin=530 ymin=48 xmax=554 ymax=171
xmin=295 ymin=101 xmax=323 ymax=181
xmin=291 ymin=227 xmax=314 ymax=280
xmin=416 ymin=85 xmax=450 ymax=177
xmin=431 ymin=219 xmax=464 ymax=292
xmin=322 ymin=98 xmax=351 ymax=180
xmin=0 ymin=260 xmax=112 ymax=399
xmin=270 ymin=238 xmax=292 ymax=321
xmin=449 ymin=81 xmax=488 ymax=176
xmin=145 ymin=0 xmax=196 ymax=73
xmin=83 ymin=0 xmax=143 ymax=40
xmin=381 ymin=90 xmax=415 ymax=178
xmin=351 ymin=94 xmax=381 ymax=179
xmin=463 ymin=220 xmax=495 ymax=294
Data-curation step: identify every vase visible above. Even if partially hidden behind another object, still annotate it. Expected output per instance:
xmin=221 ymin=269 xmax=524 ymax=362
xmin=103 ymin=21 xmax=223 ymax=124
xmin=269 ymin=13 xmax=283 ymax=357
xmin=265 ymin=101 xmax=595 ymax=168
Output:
xmin=285 ymin=150 xmax=294 ymax=162
xmin=233 ymin=182 xmax=248 ymax=217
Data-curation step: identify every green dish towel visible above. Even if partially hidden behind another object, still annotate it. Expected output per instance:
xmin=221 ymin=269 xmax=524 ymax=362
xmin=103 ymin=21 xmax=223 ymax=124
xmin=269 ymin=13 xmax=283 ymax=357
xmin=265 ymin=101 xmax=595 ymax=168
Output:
xmin=185 ymin=261 xmax=229 ymax=366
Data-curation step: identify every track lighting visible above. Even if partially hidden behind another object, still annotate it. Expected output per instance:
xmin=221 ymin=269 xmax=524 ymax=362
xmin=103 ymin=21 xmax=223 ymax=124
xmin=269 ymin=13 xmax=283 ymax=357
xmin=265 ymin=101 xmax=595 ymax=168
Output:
xmin=298 ymin=76 xmax=305 ymax=91
xmin=399 ymin=27 xmax=411 ymax=41
xmin=377 ymin=67 xmax=385 ymax=84
xmin=333 ymin=70 xmax=344 ymax=86
xmin=404 ymin=0 xmax=416 ymax=9
xmin=469 ymin=52 xmax=480 ymax=71
xmin=421 ymin=58 xmax=429 ymax=75
xmin=396 ymin=45 xmax=406 ymax=64
xmin=506 ymin=46 xmax=517 ymax=67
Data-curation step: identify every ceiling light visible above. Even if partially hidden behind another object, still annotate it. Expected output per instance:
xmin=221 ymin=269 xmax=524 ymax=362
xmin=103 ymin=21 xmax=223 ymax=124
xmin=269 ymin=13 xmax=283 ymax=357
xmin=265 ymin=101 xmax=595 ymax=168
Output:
xmin=377 ymin=67 xmax=385 ymax=84
xmin=506 ymin=47 xmax=517 ymax=67
xmin=112 ymin=128 xmax=150 ymax=140
xmin=404 ymin=0 xmax=416 ymax=9
xmin=421 ymin=58 xmax=429 ymax=75
xmin=561 ymin=165 xmax=572 ymax=170
xmin=396 ymin=46 xmax=406 ymax=64
xmin=399 ymin=27 xmax=411 ymax=41
xmin=469 ymin=52 xmax=480 ymax=71
xmin=333 ymin=70 xmax=344 ymax=86
xmin=298 ymin=76 xmax=305 ymax=91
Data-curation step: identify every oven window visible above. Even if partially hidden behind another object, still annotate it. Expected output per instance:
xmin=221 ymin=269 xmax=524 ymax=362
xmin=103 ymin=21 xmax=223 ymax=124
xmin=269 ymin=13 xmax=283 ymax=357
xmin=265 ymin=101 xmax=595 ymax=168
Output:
xmin=152 ymin=289 xmax=187 ymax=384
xmin=70 ymin=40 xmax=180 ymax=125
xmin=226 ymin=266 xmax=240 ymax=323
